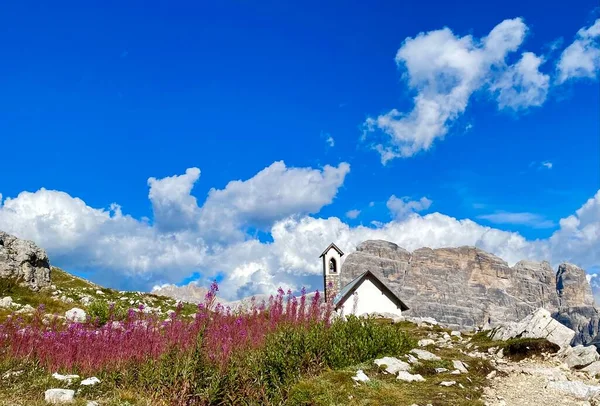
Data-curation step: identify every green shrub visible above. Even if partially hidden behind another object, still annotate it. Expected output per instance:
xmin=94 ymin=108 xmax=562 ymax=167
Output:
xmin=87 ymin=299 xmax=129 ymax=324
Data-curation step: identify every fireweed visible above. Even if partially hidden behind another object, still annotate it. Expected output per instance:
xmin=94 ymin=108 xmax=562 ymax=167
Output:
xmin=0 ymin=283 xmax=414 ymax=404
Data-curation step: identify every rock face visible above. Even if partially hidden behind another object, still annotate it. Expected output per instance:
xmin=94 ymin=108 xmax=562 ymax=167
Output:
xmin=0 ymin=231 xmax=51 ymax=290
xmin=341 ymin=240 xmax=599 ymax=344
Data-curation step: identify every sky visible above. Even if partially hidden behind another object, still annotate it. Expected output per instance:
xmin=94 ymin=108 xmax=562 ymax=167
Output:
xmin=0 ymin=1 xmax=599 ymax=300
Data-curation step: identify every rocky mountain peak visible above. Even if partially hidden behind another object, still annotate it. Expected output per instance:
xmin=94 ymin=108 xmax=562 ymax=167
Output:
xmin=342 ymin=239 xmax=598 ymax=344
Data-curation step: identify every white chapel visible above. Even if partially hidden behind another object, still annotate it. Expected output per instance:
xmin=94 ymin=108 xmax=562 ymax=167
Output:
xmin=320 ymin=242 xmax=409 ymax=317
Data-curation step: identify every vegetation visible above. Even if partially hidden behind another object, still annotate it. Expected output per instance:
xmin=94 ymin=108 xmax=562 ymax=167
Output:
xmin=470 ymin=331 xmax=560 ymax=361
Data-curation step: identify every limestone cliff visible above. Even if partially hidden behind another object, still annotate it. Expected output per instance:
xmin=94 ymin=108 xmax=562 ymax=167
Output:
xmin=0 ymin=231 xmax=51 ymax=290
xmin=341 ymin=240 xmax=599 ymax=345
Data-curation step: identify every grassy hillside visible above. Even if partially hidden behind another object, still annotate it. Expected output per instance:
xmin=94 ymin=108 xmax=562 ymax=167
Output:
xmin=0 ymin=267 xmax=199 ymax=322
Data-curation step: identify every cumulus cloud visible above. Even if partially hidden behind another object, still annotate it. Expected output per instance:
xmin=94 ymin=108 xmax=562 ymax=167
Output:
xmin=345 ymin=209 xmax=361 ymax=219
xmin=148 ymin=167 xmax=201 ymax=232
xmin=491 ymin=52 xmax=550 ymax=110
xmin=557 ymin=19 xmax=600 ymax=83
xmin=477 ymin=211 xmax=555 ymax=229
xmin=363 ymin=18 xmax=546 ymax=162
xmin=1 ymin=167 xmax=599 ymax=301
xmin=326 ymin=136 xmax=335 ymax=147
xmin=387 ymin=195 xmax=432 ymax=219
xmin=198 ymin=161 xmax=350 ymax=242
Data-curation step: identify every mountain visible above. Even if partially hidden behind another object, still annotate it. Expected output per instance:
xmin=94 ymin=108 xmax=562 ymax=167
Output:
xmin=341 ymin=240 xmax=599 ymax=345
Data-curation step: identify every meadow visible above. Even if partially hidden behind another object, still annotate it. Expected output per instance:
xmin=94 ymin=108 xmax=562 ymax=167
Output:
xmin=0 ymin=283 xmax=417 ymax=405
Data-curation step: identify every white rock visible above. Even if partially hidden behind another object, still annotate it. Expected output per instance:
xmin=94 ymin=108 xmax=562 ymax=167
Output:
xmin=44 ymin=388 xmax=75 ymax=404
xmin=582 ymin=361 xmax=600 ymax=377
xmin=65 ymin=308 xmax=87 ymax=323
xmin=410 ymin=349 xmax=441 ymax=361
xmin=80 ymin=377 xmax=100 ymax=386
xmin=374 ymin=357 xmax=410 ymax=374
xmin=450 ymin=331 xmax=461 ymax=337
xmin=396 ymin=371 xmax=426 ymax=382
xmin=16 ymin=304 xmax=34 ymax=314
xmin=547 ymin=380 xmax=600 ymax=400
xmin=486 ymin=370 xmax=497 ymax=379
xmin=451 ymin=369 xmax=461 ymax=375
xmin=95 ymin=290 xmax=104 ymax=295
xmin=86 ymin=402 xmax=99 ymax=406
xmin=418 ymin=339 xmax=435 ymax=347
xmin=439 ymin=381 xmax=456 ymax=387
xmin=452 ymin=360 xmax=468 ymax=373
xmin=435 ymin=368 xmax=448 ymax=373
xmin=407 ymin=354 xmax=419 ymax=364
xmin=489 ymin=308 xmax=575 ymax=350
xmin=351 ymin=369 xmax=370 ymax=383
xmin=79 ymin=296 xmax=93 ymax=306
xmin=561 ymin=345 xmax=600 ymax=368
xmin=0 ymin=296 xmax=13 ymax=308
xmin=52 ymin=373 xmax=79 ymax=383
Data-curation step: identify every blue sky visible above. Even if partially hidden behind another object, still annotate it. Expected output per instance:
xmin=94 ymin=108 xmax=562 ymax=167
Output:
xmin=0 ymin=2 xmax=599 ymax=299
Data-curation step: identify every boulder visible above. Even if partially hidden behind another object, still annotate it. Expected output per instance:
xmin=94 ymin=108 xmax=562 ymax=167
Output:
xmin=44 ymin=388 xmax=75 ymax=404
xmin=417 ymin=339 xmax=435 ymax=347
xmin=582 ymin=361 xmax=600 ymax=377
xmin=373 ymin=357 xmax=410 ymax=374
xmin=410 ymin=349 xmax=441 ymax=361
xmin=65 ymin=308 xmax=87 ymax=323
xmin=561 ymin=345 xmax=600 ymax=368
xmin=547 ymin=380 xmax=600 ymax=400
xmin=0 ymin=231 xmax=51 ymax=290
xmin=0 ymin=296 xmax=13 ymax=308
xmin=489 ymin=308 xmax=576 ymax=350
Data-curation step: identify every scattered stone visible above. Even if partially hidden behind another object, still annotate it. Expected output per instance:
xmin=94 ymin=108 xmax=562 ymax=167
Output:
xmin=439 ymin=381 xmax=456 ymax=387
xmin=547 ymin=380 xmax=600 ymax=400
xmin=80 ymin=296 xmax=93 ymax=306
xmin=452 ymin=360 xmax=468 ymax=373
xmin=44 ymin=388 xmax=75 ymax=404
xmin=95 ymin=290 xmax=104 ymax=295
xmin=582 ymin=361 xmax=600 ymax=377
xmin=561 ymin=345 xmax=600 ymax=368
xmin=65 ymin=308 xmax=87 ymax=323
xmin=2 ymin=370 xmax=23 ymax=379
xmin=451 ymin=369 xmax=461 ymax=375
xmin=435 ymin=367 xmax=448 ymax=373
xmin=86 ymin=402 xmax=99 ymax=406
xmin=397 ymin=371 xmax=426 ymax=382
xmin=373 ymin=357 xmax=410 ymax=374
xmin=351 ymin=369 xmax=369 ymax=383
xmin=0 ymin=296 xmax=13 ymax=308
xmin=80 ymin=377 xmax=100 ymax=386
xmin=16 ymin=304 xmax=34 ymax=314
xmin=486 ymin=370 xmax=497 ymax=379
xmin=418 ymin=339 xmax=435 ymax=347
xmin=52 ymin=373 xmax=79 ymax=383
xmin=410 ymin=349 xmax=441 ymax=361
xmin=407 ymin=354 xmax=419 ymax=364
xmin=450 ymin=331 xmax=461 ymax=337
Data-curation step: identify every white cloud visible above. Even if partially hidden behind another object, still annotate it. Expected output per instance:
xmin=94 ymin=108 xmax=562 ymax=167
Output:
xmin=198 ymin=161 xmax=350 ymax=242
xmin=345 ymin=209 xmax=361 ymax=219
xmin=491 ymin=52 xmax=550 ymax=110
xmin=363 ymin=18 xmax=547 ymax=162
xmin=557 ymin=19 xmax=600 ymax=83
xmin=541 ymin=161 xmax=553 ymax=169
xmin=387 ymin=195 xmax=432 ymax=219
xmin=148 ymin=167 xmax=201 ymax=232
xmin=477 ymin=211 xmax=555 ymax=229
xmin=1 ymin=166 xmax=599 ymax=301
xmin=326 ymin=136 xmax=335 ymax=147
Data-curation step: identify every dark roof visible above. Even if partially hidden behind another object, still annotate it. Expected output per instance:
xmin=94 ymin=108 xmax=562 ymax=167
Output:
xmin=319 ymin=242 xmax=344 ymax=258
xmin=333 ymin=270 xmax=409 ymax=311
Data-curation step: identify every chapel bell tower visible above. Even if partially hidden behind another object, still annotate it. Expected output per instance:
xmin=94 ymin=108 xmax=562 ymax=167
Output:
xmin=320 ymin=242 xmax=344 ymax=303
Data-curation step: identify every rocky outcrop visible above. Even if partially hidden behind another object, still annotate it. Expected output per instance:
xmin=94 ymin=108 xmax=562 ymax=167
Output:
xmin=341 ymin=240 xmax=598 ymax=344
xmin=0 ymin=231 xmax=51 ymax=290
xmin=489 ymin=308 xmax=575 ymax=350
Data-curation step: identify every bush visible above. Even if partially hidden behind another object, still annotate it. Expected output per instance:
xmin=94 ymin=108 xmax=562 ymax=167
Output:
xmin=87 ymin=299 xmax=129 ymax=324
